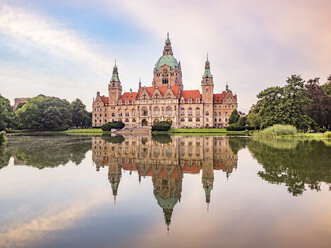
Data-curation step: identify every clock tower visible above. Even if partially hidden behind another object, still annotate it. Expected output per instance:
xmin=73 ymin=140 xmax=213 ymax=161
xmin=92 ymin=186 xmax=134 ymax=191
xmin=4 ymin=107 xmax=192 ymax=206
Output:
xmin=108 ymin=63 xmax=122 ymax=105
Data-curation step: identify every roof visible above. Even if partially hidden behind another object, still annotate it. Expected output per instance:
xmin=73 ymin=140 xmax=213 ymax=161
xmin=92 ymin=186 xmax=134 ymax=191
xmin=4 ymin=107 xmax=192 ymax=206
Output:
xmin=180 ymin=90 xmax=202 ymax=102
xmin=138 ymin=85 xmax=179 ymax=98
xmin=155 ymin=54 xmax=179 ymax=70
xmin=121 ymin=92 xmax=138 ymax=103
xmin=101 ymin=96 xmax=109 ymax=105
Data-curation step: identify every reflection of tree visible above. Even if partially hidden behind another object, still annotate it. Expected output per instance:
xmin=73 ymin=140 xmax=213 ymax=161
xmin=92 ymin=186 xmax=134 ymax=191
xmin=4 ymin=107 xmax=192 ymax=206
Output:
xmin=152 ymin=134 xmax=172 ymax=144
xmin=6 ymin=135 xmax=91 ymax=169
xmin=0 ymin=144 xmax=11 ymax=169
xmin=101 ymin=135 xmax=124 ymax=144
xmin=248 ymin=139 xmax=331 ymax=196
xmin=228 ymin=137 xmax=247 ymax=155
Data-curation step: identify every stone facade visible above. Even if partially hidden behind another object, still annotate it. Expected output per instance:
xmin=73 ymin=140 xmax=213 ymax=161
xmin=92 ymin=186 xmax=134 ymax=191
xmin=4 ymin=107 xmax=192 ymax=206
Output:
xmin=92 ymin=33 xmax=237 ymax=128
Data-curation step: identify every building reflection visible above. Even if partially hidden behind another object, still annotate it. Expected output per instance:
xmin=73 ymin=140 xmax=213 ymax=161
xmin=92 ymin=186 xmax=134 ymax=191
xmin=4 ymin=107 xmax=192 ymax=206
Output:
xmin=92 ymin=135 xmax=238 ymax=229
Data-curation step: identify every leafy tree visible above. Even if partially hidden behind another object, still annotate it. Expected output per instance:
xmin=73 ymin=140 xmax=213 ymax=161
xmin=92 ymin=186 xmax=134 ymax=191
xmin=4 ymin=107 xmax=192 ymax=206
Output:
xmin=16 ymin=95 xmax=72 ymax=130
xmin=226 ymin=123 xmax=245 ymax=131
xmin=252 ymin=75 xmax=314 ymax=130
xmin=247 ymin=111 xmax=261 ymax=129
xmin=71 ymin=98 xmax=91 ymax=128
xmin=321 ymin=75 xmax=331 ymax=96
xmin=228 ymin=109 xmax=240 ymax=124
xmin=0 ymin=94 xmax=15 ymax=131
xmin=102 ymin=121 xmax=125 ymax=131
xmin=152 ymin=121 xmax=172 ymax=131
xmin=305 ymin=78 xmax=331 ymax=129
xmin=238 ymin=116 xmax=247 ymax=127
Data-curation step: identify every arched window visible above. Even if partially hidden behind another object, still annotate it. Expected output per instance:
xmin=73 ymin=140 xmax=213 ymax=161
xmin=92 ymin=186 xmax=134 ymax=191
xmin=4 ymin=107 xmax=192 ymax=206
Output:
xmin=142 ymin=107 xmax=148 ymax=116
xmin=166 ymin=106 xmax=172 ymax=116
xmin=153 ymin=106 xmax=160 ymax=116
xmin=132 ymin=118 xmax=136 ymax=122
xmin=225 ymin=112 xmax=228 ymax=116
xmin=181 ymin=97 xmax=185 ymax=103
xmin=111 ymin=113 xmax=115 ymax=117
xmin=188 ymin=118 xmax=193 ymax=122
xmin=225 ymin=118 xmax=228 ymax=122
xmin=125 ymin=112 xmax=129 ymax=116
xmin=206 ymin=111 xmax=209 ymax=116
xmin=125 ymin=118 xmax=129 ymax=122
xmin=118 ymin=112 xmax=122 ymax=117
xmin=196 ymin=107 xmax=200 ymax=116
xmin=143 ymin=94 xmax=147 ymax=100
xmin=154 ymin=94 xmax=159 ymax=99
xmin=188 ymin=98 xmax=192 ymax=103
xmin=196 ymin=118 xmax=200 ymax=122
xmin=180 ymin=118 xmax=185 ymax=122
xmin=214 ymin=118 xmax=217 ymax=122
xmin=188 ymin=107 xmax=192 ymax=116
xmin=196 ymin=98 xmax=200 ymax=103
xmin=180 ymin=107 xmax=185 ymax=116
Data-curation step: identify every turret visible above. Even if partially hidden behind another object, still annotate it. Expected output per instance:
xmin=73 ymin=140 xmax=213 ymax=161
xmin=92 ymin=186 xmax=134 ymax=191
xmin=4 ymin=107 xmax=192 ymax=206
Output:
xmin=201 ymin=55 xmax=214 ymax=127
xmin=108 ymin=62 xmax=122 ymax=105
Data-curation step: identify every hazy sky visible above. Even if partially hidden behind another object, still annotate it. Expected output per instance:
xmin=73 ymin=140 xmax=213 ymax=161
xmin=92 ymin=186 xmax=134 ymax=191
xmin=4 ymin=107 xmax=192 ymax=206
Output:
xmin=0 ymin=0 xmax=330 ymax=112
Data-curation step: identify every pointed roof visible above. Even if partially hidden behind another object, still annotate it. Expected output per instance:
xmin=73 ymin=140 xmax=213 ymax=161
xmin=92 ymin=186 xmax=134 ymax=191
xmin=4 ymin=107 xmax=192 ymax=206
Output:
xmin=138 ymin=85 xmax=180 ymax=97
xmin=180 ymin=90 xmax=202 ymax=102
xmin=203 ymin=55 xmax=213 ymax=78
xmin=111 ymin=63 xmax=120 ymax=82
xmin=121 ymin=92 xmax=138 ymax=103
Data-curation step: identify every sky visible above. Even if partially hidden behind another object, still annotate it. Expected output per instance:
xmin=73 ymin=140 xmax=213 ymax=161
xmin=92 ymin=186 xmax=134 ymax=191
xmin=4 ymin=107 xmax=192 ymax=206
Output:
xmin=0 ymin=0 xmax=330 ymax=112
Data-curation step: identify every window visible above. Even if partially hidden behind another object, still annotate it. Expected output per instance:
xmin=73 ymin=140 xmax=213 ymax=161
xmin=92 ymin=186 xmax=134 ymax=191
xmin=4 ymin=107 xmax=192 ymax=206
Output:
xmin=196 ymin=107 xmax=200 ymax=116
xmin=214 ymin=112 xmax=217 ymax=116
xmin=132 ymin=110 xmax=136 ymax=116
xmin=188 ymin=118 xmax=192 ymax=122
xmin=196 ymin=118 xmax=200 ymax=122
xmin=112 ymin=113 xmax=115 ymax=117
xmin=166 ymin=106 xmax=172 ymax=116
xmin=181 ymin=97 xmax=185 ymax=103
xmin=180 ymin=118 xmax=185 ymax=122
xmin=153 ymin=106 xmax=160 ymax=116
xmin=119 ymin=112 xmax=122 ymax=117
xmin=219 ymin=112 xmax=221 ymax=116
xmin=125 ymin=118 xmax=129 ymax=122
xmin=225 ymin=112 xmax=228 ymax=116
xmin=206 ymin=111 xmax=209 ymax=116
xmin=132 ymin=118 xmax=136 ymax=122
xmin=162 ymin=78 xmax=169 ymax=84
xmin=214 ymin=118 xmax=217 ymax=122
xmin=94 ymin=114 xmax=97 ymax=117
xmin=142 ymin=107 xmax=148 ymax=116
xmin=219 ymin=118 xmax=221 ymax=122
xmin=196 ymin=98 xmax=200 ymax=103
xmin=206 ymin=118 xmax=209 ymax=122
xmin=154 ymin=94 xmax=159 ymax=99
xmin=125 ymin=112 xmax=129 ymax=116
xmin=188 ymin=98 xmax=192 ymax=103
xmin=180 ymin=107 xmax=185 ymax=116
xmin=99 ymin=114 xmax=101 ymax=117
xmin=188 ymin=107 xmax=192 ymax=116
xmin=225 ymin=118 xmax=228 ymax=122
xmin=143 ymin=94 xmax=147 ymax=100
xmin=105 ymin=114 xmax=107 ymax=117
xmin=125 ymin=100 xmax=129 ymax=105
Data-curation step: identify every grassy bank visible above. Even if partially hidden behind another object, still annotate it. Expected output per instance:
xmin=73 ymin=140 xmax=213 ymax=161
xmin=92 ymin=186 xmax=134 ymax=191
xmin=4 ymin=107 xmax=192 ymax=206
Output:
xmin=277 ymin=132 xmax=331 ymax=141
xmin=62 ymin=128 xmax=105 ymax=135
xmin=170 ymin=128 xmax=250 ymax=135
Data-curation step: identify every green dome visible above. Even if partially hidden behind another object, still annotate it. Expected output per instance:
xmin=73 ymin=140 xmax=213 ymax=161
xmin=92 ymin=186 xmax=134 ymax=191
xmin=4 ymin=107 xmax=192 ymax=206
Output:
xmin=155 ymin=55 xmax=179 ymax=71
xmin=155 ymin=192 xmax=179 ymax=210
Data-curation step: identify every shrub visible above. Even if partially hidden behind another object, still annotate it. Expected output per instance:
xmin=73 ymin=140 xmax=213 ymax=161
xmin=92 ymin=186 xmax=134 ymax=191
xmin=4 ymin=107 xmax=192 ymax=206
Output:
xmin=152 ymin=134 xmax=172 ymax=144
xmin=101 ymin=121 xmax=125 ymax=131
xmin=0 ymin=132 xmax=5 ymax=145
xmin=152 ymin=121 xmax=172 ymax=131
xmin=226 ymin=123 xmax=245 ymax=131
xmin=325 ymin=131 xmax=331 ymax=138
xmin=253 ymin=124 xmax=297 ymax=137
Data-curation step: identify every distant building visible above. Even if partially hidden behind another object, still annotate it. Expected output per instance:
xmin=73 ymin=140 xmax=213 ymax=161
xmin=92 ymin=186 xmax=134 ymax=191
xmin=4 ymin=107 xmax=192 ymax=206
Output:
xmin=13 ymin=98 xmax=28 ymax=110
xmin=92 ymin=33 xmax=238 ymax=128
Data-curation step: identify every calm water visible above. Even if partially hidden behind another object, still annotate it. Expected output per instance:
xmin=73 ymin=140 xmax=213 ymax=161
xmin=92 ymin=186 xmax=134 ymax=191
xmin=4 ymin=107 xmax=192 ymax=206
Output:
xmin=0 ymin=135 xmax=330 ymax=248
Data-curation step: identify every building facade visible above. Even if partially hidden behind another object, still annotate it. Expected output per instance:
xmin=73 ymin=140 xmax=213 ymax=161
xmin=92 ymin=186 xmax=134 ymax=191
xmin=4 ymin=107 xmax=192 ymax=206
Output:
xmin=92 ymin=34 xmax=237 ymax=128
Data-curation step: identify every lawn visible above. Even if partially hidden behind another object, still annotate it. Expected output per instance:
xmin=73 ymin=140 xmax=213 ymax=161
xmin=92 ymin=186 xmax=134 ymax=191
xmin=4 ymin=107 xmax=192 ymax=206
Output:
xmin=62 ymin=128 xmax=105 ymax=135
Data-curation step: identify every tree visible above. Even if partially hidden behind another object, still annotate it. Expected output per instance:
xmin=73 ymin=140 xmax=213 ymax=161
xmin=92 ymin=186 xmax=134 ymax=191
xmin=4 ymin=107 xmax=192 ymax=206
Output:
xmin=251 ymin=75 xmax=314 ymax=130
xmin=247 ymin=111 xmax=261 ymax=129
xmin=101 ymin=121 xmax=125 ymax=131
xmin=321 ymin=75 xmax=331 ymax=96
xmin=305 ymin=78 xmax=331 ymax=129
xmin=0 ymin=94 xmax=15 ymax=131
xmin=152 ymin=121 xmax=172 ymax=131
xmin=238 ymin=116 xmax=247 ymax=127
xmin=16 ymin=95 xmax=72 ymax=130
xmin=71 ymin=99 xmax=91 ymax=128
xmin=228 ymin=109 xmax=240 ymax=124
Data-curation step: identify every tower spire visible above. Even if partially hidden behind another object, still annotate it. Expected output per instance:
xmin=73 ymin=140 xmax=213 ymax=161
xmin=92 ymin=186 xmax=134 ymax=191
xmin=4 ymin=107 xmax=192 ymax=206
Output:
xmin=163 ymin=33 xmax=173 ymax=55
xmin=203 ymin=54 xmax=212 ymax=78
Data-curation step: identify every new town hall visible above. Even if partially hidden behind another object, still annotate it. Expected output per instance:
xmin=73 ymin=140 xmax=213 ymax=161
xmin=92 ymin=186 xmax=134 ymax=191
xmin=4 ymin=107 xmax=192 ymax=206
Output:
xmin=92 ymin=34 xmax=237 ymax=128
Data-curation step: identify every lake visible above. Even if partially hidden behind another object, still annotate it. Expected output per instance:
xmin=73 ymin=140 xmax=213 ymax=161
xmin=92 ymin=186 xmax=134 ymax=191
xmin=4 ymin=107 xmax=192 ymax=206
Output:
xmin=0 ymin=134 xmax=330 ymax=248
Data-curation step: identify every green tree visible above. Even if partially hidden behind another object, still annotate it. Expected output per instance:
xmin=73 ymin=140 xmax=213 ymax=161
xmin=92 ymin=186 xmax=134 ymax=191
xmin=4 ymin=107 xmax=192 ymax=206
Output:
xmin=152 ymin=121 xmax=172 ymax=131
xmin=238 ymin=116 xmax=247 ymax=127
xmin=305 ymin=78 xmax=331 ymax=129
xmin=102 ymin=121 xmax=125 ymax=131
xmin=228 ymin=109 xmax=240 ymax=124
xmin=0 ymin=94 xmax=15 ymax=131
xmin=16 ymin=95 xmax=72 ymax=130
xmin=252 ymin=75 xmax=314 ymax=130
xmin=247 ymin=111 xmax=261 ymax=129
xmin=71 ymin=99 xmax=91 ymax=128
xmin=321 ymin=75 xmax=331 ymax=96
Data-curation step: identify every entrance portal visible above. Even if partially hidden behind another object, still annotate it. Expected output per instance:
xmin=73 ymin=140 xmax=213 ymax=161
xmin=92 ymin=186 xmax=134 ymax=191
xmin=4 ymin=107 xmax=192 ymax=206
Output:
xmin=142 ymin=119 xmax=148 ymax=126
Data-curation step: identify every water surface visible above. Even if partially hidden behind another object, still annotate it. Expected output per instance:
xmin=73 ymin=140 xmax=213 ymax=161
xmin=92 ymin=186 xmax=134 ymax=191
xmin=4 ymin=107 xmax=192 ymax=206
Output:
xmin=0 ymin=135 xmax=330 ymax=248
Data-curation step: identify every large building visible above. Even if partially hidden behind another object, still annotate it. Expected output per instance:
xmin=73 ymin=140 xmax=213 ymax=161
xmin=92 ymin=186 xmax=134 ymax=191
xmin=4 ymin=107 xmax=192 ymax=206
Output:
xmin=92 ymin=34 xmax=237 ymax=128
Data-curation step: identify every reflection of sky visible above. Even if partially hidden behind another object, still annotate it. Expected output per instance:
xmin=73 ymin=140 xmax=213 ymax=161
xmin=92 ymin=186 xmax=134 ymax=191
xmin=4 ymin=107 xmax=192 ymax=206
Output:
xmin=0 ymin=148 xmax=330 ymax=247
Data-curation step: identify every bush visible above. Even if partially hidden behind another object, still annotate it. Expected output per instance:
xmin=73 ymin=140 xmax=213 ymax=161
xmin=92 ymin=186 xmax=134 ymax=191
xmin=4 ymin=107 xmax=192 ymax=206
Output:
xmin=226 ymin=123 xmax=245 ymax=131
xmin=0 ymin=132 xmax=5 ymax=145
xmin=253 ymin=124 xmax=297 ymax=137
xmin=152 ymin=134 xmax=172 ymax=144
xmin=325 ymin=131 xmax=331 ymax=138
xmin=101 ymin=121 xmax=125 ymax=131
xmin=152 ymin=121 xmax=172 ymax=131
